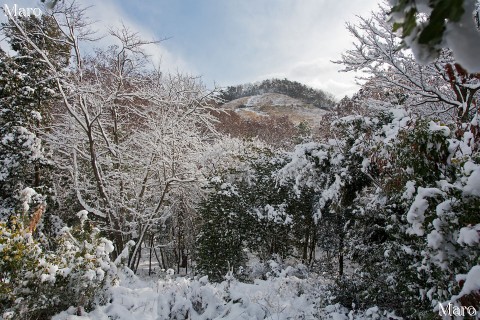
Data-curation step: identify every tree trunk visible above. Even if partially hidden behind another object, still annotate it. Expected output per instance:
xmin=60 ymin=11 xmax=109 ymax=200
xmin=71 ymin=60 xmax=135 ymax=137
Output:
xmin=153 ymin=247 xmax=162 ymax=268
xmin=338 ymin=232 xmax=344 ymax=276
xmin=308 ymin=234 xmax=316 ymax=265
xmin=149 ymin=234 xmax=154 ymax=275
xmin=34 ymin=165 xmax=41 ymax=187
xmin=159 ymin=247 xmax=166 ymax=270
xmin=134 ymin=244 xmax=142 ymax=273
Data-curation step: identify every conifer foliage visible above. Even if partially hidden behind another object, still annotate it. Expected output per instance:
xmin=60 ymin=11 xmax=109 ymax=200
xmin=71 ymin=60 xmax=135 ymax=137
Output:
xmin=196 ymin=145 xmax=318 ymax=281
xmin=0 ymin=14 xmax=68 ymax=217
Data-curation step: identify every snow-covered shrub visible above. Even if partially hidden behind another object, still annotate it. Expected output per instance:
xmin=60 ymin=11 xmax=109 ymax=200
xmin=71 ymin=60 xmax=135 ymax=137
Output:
xmin=318 ymin=303 xmax=403 ymax=320
xmin=0 ymin=210 xmax=117 ymax=319
xmin=336 ymin=109 xmax=480 ymax=317
xmin=401 ymin=121 xmax=480 ymax=313
xmin=51 ymin=268 xmax=405 ymax=320
xmin=245 ymin=255 xmax=309 ymax=281
xmin=362 ymin=116 xmax=480 ymax=315
xmin=54 ymin=272 xmax=325 ymax=320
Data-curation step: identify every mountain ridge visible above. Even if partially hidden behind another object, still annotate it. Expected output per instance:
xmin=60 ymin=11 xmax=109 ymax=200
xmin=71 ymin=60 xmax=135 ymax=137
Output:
xmin=219 ymin=78 xmax=336 ymax=110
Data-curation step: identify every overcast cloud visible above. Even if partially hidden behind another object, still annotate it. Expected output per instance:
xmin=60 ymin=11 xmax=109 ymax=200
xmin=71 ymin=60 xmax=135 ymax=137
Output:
xmin=1 ymin=0 xmax=380 ymax=98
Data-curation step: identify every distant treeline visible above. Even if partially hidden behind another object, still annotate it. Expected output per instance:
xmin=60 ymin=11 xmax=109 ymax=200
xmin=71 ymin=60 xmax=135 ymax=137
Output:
xmin=220 ymin=78 xmax=336 ymax=109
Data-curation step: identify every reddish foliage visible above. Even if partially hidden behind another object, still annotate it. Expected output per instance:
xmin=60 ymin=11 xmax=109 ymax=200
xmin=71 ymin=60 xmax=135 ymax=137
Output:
xmin=211 ymin=109 xmax=305 ymax=148
xmin=457 ymin=279 xmax=480 ymax=311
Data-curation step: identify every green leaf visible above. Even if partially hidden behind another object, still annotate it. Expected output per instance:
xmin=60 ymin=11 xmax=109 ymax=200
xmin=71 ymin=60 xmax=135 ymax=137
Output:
xmin=402 ymin=9 xmax=418 ymax=38
xmin=418 ymin=0 xmax=464 ymax=45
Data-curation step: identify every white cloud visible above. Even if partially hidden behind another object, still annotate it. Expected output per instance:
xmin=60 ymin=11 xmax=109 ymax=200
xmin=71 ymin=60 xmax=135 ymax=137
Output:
xmin=1 ymin=0 xmax=380 ymax=97
xmin=204 ymin=0 xmax=379 ymax=97
xmin=257 ymin=58 xmax=362 ymax=99
xmin=79 ymin=0 xmax=194 ymax=74
xmin=0 ymin=0 xmax=194 ymax=74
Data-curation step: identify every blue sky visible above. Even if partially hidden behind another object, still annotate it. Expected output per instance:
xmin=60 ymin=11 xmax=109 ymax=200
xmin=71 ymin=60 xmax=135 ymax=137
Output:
xmin=1 ymin=0 xmax=380 ymax=98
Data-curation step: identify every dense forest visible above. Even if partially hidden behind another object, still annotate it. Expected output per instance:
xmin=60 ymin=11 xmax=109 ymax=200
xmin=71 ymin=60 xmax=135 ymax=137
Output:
xmin=0 ymin=1 xmax=479 ymax=319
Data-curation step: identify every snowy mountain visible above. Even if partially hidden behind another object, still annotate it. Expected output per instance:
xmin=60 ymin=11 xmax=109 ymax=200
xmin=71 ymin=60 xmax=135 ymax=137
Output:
xmin=219 ymin=78 xmax=336 ymax=109
xmin=221 ymin=92 xmax=330 ymax=129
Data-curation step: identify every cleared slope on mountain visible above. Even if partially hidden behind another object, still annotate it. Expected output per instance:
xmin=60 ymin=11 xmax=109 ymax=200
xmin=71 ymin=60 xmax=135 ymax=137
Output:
xmin=220 ymin=78 xmax=335 ymax=109
xmin=221 ymin=92 xmax=330 ymax=129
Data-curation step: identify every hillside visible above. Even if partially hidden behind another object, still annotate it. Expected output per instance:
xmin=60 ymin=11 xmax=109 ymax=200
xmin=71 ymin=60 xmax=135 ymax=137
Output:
xmin=220 ymin=78 xmax=336 ymax=109
xmin=221 ymin=92 xmax=329 ymax=129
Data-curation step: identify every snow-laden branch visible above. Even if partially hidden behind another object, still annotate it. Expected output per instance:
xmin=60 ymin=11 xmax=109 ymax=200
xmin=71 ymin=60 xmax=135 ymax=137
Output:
xmin=334 ymin=5 xmax=480 ymax=122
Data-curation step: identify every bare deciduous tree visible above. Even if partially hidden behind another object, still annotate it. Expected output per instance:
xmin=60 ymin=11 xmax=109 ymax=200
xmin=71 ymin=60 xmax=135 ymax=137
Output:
xmin=5 ymin=2 xmax=220 ymax=272
xmin=335 ymin=5 xmax=480 ymax=123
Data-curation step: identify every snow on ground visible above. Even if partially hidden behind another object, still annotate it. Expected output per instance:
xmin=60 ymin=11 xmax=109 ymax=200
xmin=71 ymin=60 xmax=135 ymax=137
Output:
xmin=51 ymin=268 xmax=402 ymax=320
xmin=222 ymin=93 xmax=307 ymax=110
xmin=245 ymin=93 xmax=306 ymax=108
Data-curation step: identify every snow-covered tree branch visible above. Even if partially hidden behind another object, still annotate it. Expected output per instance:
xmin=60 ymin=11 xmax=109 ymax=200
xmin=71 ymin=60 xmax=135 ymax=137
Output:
xmin=335 ymin=5 xmax=479 ymax=122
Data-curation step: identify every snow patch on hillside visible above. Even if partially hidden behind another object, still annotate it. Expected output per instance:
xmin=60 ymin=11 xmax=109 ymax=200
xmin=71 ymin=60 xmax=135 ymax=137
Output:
xmin=222 ymin=93 xmax=330 ymax=129
xmin=245 ymin=93 xmax=306 ymax=107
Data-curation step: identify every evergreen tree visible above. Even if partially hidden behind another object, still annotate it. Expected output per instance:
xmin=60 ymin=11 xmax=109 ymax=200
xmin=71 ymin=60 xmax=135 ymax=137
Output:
xmin=0 ymin=14 xmax=69 ymax=218
xmin=196 ymin=148 xmax=319 ymax=281
xmin=195 ymin=179 xmax=247 ymax=282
